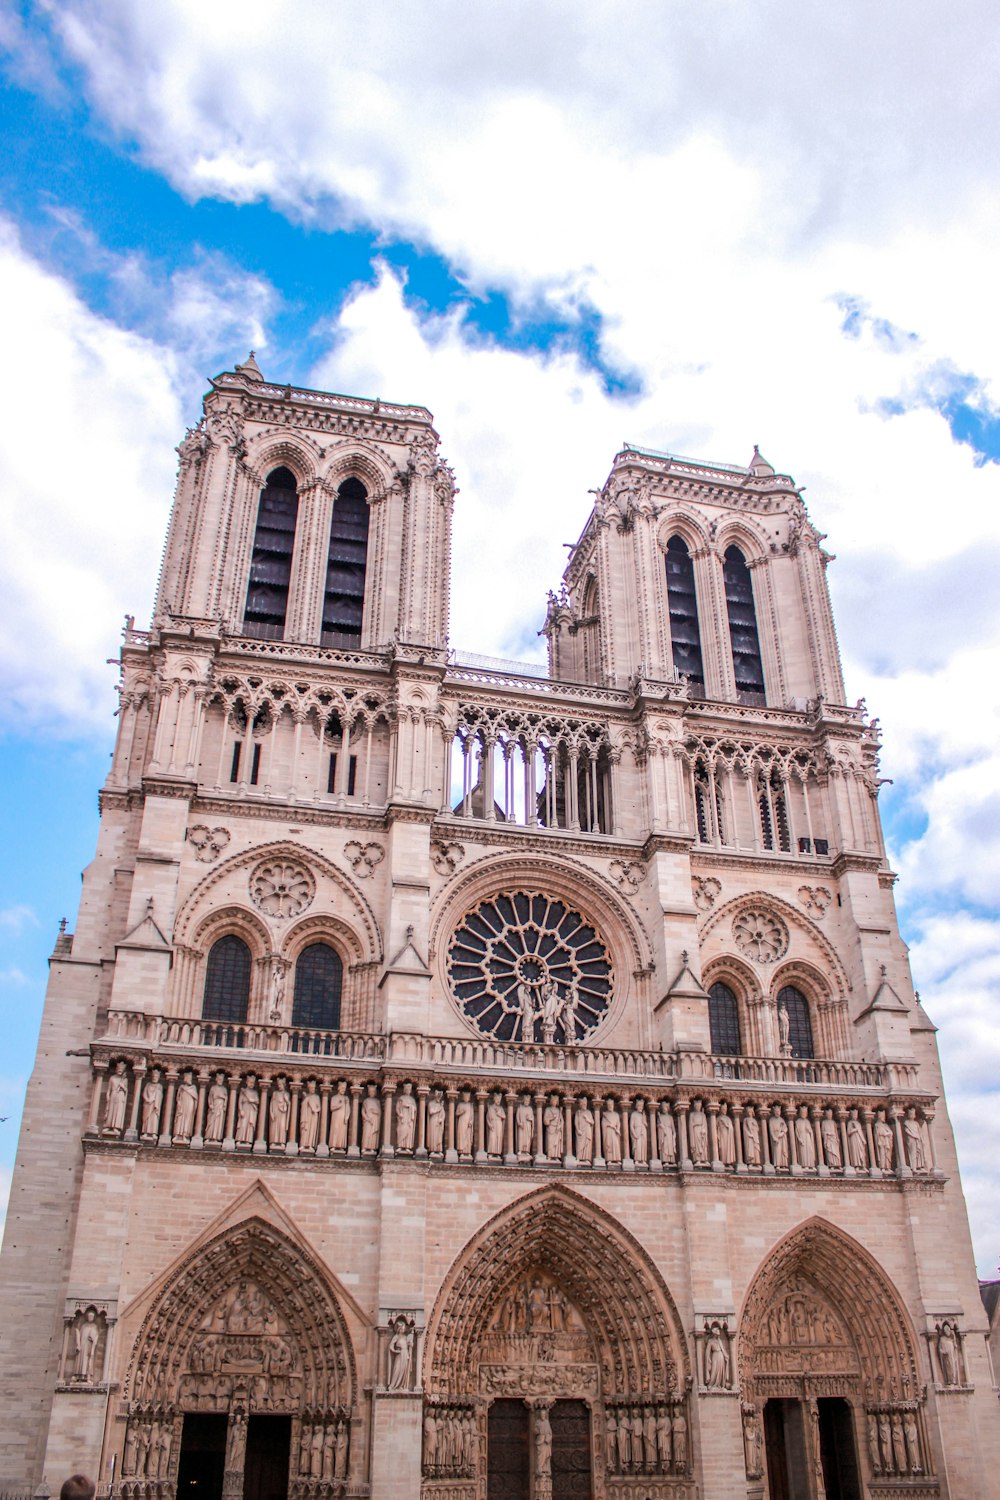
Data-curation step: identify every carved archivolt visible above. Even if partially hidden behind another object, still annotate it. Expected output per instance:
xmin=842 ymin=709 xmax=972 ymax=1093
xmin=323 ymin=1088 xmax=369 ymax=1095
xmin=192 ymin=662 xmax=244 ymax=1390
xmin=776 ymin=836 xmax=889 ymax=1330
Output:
xmin=424 ymin=1186 xmax=689 ymax=1401
xmin=700 ymin=891 xmax=849 ymax=1001
xmin=738 ymin=1218 xmax=922 ymax=1405
xmin=123 ymin=1217 xmax=356 ymax=1413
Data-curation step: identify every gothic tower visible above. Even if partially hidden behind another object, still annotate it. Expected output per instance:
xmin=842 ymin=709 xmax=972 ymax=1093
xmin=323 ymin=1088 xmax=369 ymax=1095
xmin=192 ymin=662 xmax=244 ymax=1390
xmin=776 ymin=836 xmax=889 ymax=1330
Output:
xmin=1 ymin=358 xmax=996 ymax=1500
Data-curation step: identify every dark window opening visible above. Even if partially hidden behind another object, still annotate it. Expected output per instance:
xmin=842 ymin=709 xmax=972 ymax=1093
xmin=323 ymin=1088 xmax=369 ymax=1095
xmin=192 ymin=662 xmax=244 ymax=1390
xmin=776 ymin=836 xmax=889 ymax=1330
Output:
xmin=709 ymin=981 xmax=742 ymax=1055
xmin=243 ymin=1415 xmax=291 ymax=1500
xmin=249 ymin=742 xmax=261 ymax=786
xmin=176 ymin=1413 xmax=227 ymax=1500
xmin=777 ymin=985 xmax=815 ymax=1059
xmin=665 ymin=535 xmax=704 ymax=688
xmin=230 ymin=740 xmax=242 ymax=782
xmin=724 ymin=545 xmax=765 ymax=701
xmin=759 ymin=774 xmax=791 ymax=852
xmin=815 ymin=837 xmax=829 ymax=855
xmin=322 ymin=477 xmax=369 ymax=645
xmin=695 ymin=779 xmax=710 ymax=843
xmin=550 ymin=1399 xmax=592 ymax=1500
xmin=292 ymin=942 xmax=343 ymax=1031
xmin=244 ymin=466 xmax=299 ymax=640
xmin=327 ymin=752 xmax=358 ymax=796
xmin=203 ymin=934 xmax=252 ymax=1024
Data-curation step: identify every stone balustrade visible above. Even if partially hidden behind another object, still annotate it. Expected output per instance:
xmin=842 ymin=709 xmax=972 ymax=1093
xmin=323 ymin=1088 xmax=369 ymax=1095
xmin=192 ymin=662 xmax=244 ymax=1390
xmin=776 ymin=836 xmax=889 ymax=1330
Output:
xmin=87 ymin=1041 xmax=940 ymax=1183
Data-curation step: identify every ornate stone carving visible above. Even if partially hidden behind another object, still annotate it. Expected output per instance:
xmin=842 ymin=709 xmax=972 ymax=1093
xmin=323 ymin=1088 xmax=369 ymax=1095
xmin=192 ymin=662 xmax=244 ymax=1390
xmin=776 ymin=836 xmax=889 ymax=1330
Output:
xmin=797 ymin=883 xmax=832 ymax=917
xmin=249 ymin=858 xmax=315 ymax=918
xmin=344 ymin=839 xmax=385 ymax=879
xmin=386 ymin=1313 xmax=416 ymax=1391
xmin=432 ymin=840 xmax=465 ymax=876
xmin=235 ymin=1074 xmax=260 ymax=1147
xmin=702 ymin=1319 xmax=732 ymax=1389
xmin=141 ymin=1068 xmax=164 ymax=1139
xmin=610 ymin=858 xmax=644 ymax=893
xmin=422 ymin=1401 xmax=476 ymax=1477
xmin=732 ymin=908 xmax=788 ymax=962
xmin=360 ymin=1082 xmax=381 ymax=1152
xmin=173 ymin=1070 xmax=198 ymax=1142
xmin=395 ymin=1081 xmax=417 ymax=1151
xmin=103 ymin=1059 xmax=129 ymax=1133
xmin=329 ymin=1079 xmax=350 ymax=1151
xmin=692 ymin=875 xmax=721 ymax=912
xmin=205 ymin=1072 xmax=228 ymax=1144
xmin=447 ymin=891 xmax=613 ymax=1043
xmin=742 ymin=1404 xmax=763 ymax=1478
xmin=66 ymin=1305 xmax=108 ymax=1384
xmin=299 ymin=1079 xmax=321 ymax=1152
xmin=189 ymin=825 xmax=232 ymax=862
xmin=934 ymin=1319 xmax=964 ymax=1387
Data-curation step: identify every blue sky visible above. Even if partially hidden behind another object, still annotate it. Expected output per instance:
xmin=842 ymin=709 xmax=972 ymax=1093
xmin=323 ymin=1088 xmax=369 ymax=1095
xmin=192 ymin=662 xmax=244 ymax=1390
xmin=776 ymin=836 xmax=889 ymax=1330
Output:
xmin=1 ymin=1 xmax=999 ymax=1273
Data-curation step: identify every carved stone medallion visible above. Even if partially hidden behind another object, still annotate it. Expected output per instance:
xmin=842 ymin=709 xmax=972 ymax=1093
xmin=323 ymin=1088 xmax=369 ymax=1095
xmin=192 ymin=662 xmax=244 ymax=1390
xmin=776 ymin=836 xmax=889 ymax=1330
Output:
xmin=250 ymin=859 xmax=315 ymax=918
xmin=732 ymin=908 xmax=788 ymax=963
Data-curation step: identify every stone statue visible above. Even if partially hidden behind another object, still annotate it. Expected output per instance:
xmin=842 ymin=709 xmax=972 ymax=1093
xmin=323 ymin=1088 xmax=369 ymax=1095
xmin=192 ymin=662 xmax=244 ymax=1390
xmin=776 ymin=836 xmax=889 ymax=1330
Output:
xmin=533 ymin=1406 xmax=552 ymax=1478
xmin=671 ymin=1407 xmax=688 ymax=1472
xmin=172 ymin=1069 xmax=197 ymax=1140
xmin=361 ymin=1083 xmax=381 ymax=1152
xmin=846 ymin=1110 xmax=867 ymax=1168
xmin=455 ymin=1091 xmax=474 ymax=1154
xmin=123 ymin=1426 xmax=138 ymax=1476
xmin=540 ymin=980 xmax=562 ymax=1044
xmin=395 ymin=1081 xmax=417 ymax=1151
xmin=656 ymin=1408 xmax=672 ymax=1470
xmin=616 ymin=1409 xmax=630 ymax=1469
xmin=310 ymin=1421 xmax=324 ymax=1476
xmin=878 ymin=1413 xmax=892 ymax=1471
xmin=329 ymin=1080 xmax=350 ymax=1146
xmin=544 ymin=1096 xmax=563 ymax=1158
xmin=602 ymin=1100 xmax=622 ymax=1164
xmin=658 ymin=1104 xmax=677 ymax=1165
xmin=515 ymin=1095 xmax=534 ymax=1154
xmin=904 ymin=1108 xmax=926 ymax=1170
xmin=689 ymin=1101 xmax=709 ymax=1164
xmin=717 ymin=1104 xmax=736 ymax=1166
xmin=821 ymin=1108 xmax=842 ymax=1168
xmin=426 ymin=1088 xmax=446 ymax=1153
xmin=322 ymin=1424 xmax=334 ymax=1480
xmin=486 ymin=1092 xmax=505 ymax=1155
xmin=605 ymin=1411 xmax=618 ymax=1471
xmin=141 ymin=1068 xmax=164 ymax=1138
xmin=562 ymin=976 xmax=580 ymax=1042
xmin=795 ymin=1106 xmax=816 ymax=1168
xmin=704 ymin=1323 xmax=729 ymax=1388
xmin=631 ymin=1407 xmax=644 ymax=1467
xmin=937 ymin=1321 xmax=960 ymax=1385
xmin=742 ymin=1407 xmax=762 ymax=1477
xmin=777 ymin=1000 xmax=791 ymax=1053
xmin=891 ymin=1413 xmax=907 ymax=1474
xmin=235 ymin=1074 xmax=259 ymax=1146
xmin=867 ymin=1413 xmax=881 ymax=1472
xmin=644 ymin=1407 xmax=656 ymax=1469
xmin=573 ymin=1097 xmax=594 ymax=1163
xmin=205 ymin=1072 xmax=227 ymax=1143
xmin=743 ymin=1111 xmax=762 ymax=1167
xmin=74 ymin=1307 xmax=100 ymax=1381
xmin=874 ymin=1111 xmax=894 ymax=1170
xmin=517 ymin=980 xmax=537 ymax=1042
xmin=299 ymin=1079 xmax=321 ymax=1151
xmin=629 ymin=1101 xmax=649 ymax=1165
xmin=334 ymin=1419 xmax=348 ymax=1479
xmin=424 ymin=1409 xmax=438 ymax=1468
xmin=904 ymin=1409 xmax=921 ymax=1472
xmin=387 ymin=1316 xmax=414 ymax=1390
xmin=103 ymin=1061 xmax=128 ymax=1133
xmin=269 ymin=1080 xmax=290 ymax=1147
xmin=768 ymin=1105 xmax=789 ymax=1169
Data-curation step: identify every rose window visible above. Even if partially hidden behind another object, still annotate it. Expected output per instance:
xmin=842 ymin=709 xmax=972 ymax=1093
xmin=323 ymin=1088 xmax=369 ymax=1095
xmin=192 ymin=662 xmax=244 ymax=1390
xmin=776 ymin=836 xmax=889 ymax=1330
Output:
xmin=732 ymin=908 xmax=788 ymax=963
xmin=250 ymin=859 xmax=315 ymax=919
xmin=447 ymin=891 xmax=613 ymax=1043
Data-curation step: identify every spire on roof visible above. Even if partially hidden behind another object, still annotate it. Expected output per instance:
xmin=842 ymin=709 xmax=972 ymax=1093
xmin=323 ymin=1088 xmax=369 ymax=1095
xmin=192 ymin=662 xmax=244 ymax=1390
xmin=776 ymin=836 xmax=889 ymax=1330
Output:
xmin=235 ymin=351 xmax=264 ymax=382
xmin=748 ymin=444 xmax=775 ymax=477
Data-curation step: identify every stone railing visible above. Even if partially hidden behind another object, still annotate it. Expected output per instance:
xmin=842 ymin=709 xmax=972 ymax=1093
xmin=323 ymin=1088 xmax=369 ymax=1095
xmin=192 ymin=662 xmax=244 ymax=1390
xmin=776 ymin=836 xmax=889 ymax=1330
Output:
xmin=87 ymin=1027 xmax=940 ymax=1184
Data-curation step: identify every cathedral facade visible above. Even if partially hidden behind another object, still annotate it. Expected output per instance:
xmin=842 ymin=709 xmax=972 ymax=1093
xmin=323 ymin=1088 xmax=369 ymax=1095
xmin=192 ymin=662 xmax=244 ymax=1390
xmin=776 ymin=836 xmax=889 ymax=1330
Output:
xmin=1 ymin=357 xmax=996 ymax=1500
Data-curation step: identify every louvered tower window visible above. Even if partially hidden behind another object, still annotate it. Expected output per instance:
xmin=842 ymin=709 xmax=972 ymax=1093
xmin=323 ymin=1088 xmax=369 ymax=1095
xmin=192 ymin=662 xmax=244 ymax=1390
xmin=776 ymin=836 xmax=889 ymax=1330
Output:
xmin=665 ymin=535 xmax=704 ymax=689
xmin=322 ymin=478 xmax=370 ymax=644
xmin=292 ymin=943 xmax=343 ymax=1030
xmin=708 ymin=981 xmax=742 ymax=1055
xmin=724 ymin=545 xmax=765 ymax=702
xmin=777 ymin=985 xmax=815 ymax=1059
xmin=244 ymin=467 xmax=299 ymax=639
xmin=202 ymin=935 xmax=252 ymax=1024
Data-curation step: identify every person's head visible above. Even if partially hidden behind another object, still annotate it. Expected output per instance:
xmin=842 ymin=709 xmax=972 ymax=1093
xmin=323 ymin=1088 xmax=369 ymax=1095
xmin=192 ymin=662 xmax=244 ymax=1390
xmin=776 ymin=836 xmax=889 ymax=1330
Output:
xmin=61 ymin=1476 xmax=96 ymax=1500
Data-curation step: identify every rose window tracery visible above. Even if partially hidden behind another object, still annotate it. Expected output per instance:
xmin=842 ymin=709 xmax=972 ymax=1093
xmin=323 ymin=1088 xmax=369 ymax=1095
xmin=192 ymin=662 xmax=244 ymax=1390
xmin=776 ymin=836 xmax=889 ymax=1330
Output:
xmin=732 ymin=908 xmax=788 ymax=963
xmin=250 ymin=859 xmax=315 ymax=918
xmin=447 ymin=891 xmax=613 ymax=1043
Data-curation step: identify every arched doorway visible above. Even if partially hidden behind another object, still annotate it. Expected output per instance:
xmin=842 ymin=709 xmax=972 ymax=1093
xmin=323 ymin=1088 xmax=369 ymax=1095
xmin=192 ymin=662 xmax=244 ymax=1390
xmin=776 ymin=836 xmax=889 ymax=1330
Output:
xmin=423 ymin=1187 xmax=692 ymax=1499
xmin=119 ymin=1219 xmax=357 ymax=1500
xmin=738 ymin=1220 xmax=934 ymax=1500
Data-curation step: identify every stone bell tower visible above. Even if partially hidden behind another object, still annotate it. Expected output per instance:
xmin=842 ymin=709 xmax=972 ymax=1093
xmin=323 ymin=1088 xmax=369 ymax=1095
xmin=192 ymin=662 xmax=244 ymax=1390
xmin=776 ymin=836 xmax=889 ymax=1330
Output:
xmin=2 ymin=361 xmax=998 ymax=1500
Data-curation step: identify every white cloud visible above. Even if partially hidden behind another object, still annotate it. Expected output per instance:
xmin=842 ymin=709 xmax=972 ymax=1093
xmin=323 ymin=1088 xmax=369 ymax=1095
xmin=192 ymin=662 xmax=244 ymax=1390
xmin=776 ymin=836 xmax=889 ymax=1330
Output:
xmin=0 ymin=905 xmax=38 ymax=935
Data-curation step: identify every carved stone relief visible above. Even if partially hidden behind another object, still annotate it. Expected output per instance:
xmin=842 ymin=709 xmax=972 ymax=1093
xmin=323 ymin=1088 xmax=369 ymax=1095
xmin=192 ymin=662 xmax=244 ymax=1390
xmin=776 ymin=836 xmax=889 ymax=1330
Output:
xmin=249 ymin=858 xmax=315 ymax=918
xmin=797 ymin=884 xmax=832 ymax=918
xmin=189 ymin=825 xmax=232 ymax=863
xmin=381 ymin=1311 xmax=419 ymax=1392
xmin=62 ymin=1304 xmax=110 ymax=1385
xmin=692 ymin=876 xmax=721 ymax=912
xmin=178 ymin=1279 xmax=303 ymax=1411
xmin=732 ymin=908 xmax=789 ymax=963
xmin=609 ymin=858 xmax=644 ymax=894
xmin=344 ymin=840 xmax=384 ymax=879
xmin=431 ymin=841 xmax=465 ymax=876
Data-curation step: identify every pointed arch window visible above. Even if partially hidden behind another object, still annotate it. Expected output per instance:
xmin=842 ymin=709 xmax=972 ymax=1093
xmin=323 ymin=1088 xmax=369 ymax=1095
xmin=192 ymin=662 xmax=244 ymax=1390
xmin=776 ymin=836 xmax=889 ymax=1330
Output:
xmin=665 ymin=535 xmax=704 ymax=690
xmin=244 ymin=467 xmax=299 ymax=639
xmin=202 ymin=935 xmax=252 ymax=1024
xmin=292 ymin=942 xmax=343 ymax=1030
xmin=777 ymin=985 xmax=814 ymax=1059
xmin=709 ymin=981 xmax=742 ymax=1056
xmin=724 ymin=545 xmax=765 ymax=702
xmin=322 ymin=477 xmax=370 ymax=644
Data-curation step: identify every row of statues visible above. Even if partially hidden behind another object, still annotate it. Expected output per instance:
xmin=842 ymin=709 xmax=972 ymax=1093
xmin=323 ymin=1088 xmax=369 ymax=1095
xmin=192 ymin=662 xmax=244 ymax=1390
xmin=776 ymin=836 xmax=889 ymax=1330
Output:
xmin=422 ymin=1405 xmax=476 ymax=1474
xmin=297 ymin=1416 xmax=350 ymax=1481
xmin=100 ymin=1060 xmax=934 ymax=1174
xmin=867 ymin=1407 xmax=924 ymax=1476
xmin=605 ymin=1402 xmax=688 ymax=1475
xmin=123 ymin=1417 xmax=171 ymax=1480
